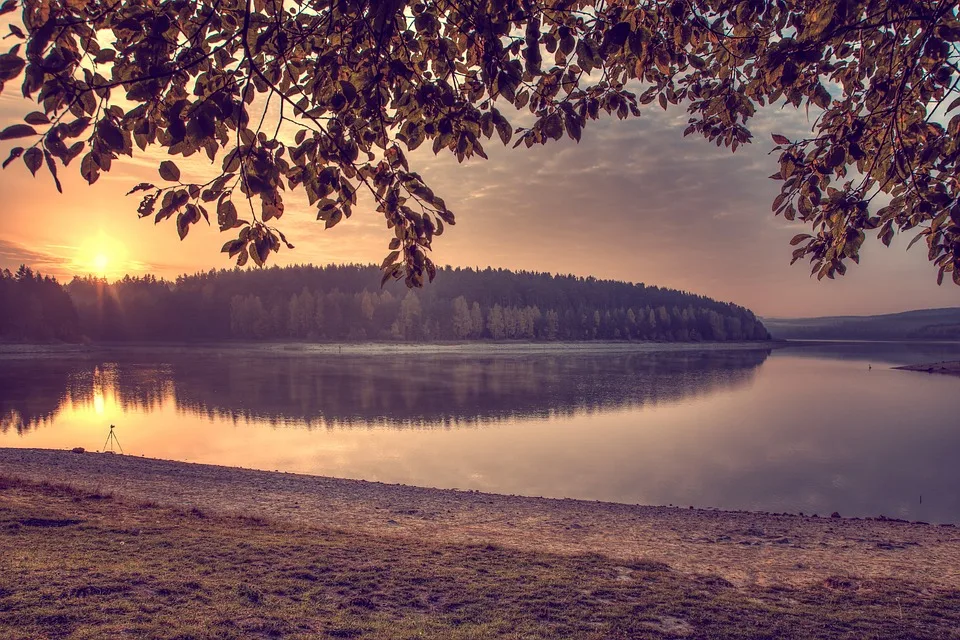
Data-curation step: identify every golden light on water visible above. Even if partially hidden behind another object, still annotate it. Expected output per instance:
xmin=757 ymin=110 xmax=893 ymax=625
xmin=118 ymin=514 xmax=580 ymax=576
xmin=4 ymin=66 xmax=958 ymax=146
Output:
xmin=93 ymin=388 xmax=105 ymax=415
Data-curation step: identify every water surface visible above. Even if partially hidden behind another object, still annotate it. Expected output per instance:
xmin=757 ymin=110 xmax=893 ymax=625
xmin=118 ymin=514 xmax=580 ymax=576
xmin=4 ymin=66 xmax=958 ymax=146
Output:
xmin=2 ymin=343 xmax=958 ymax=522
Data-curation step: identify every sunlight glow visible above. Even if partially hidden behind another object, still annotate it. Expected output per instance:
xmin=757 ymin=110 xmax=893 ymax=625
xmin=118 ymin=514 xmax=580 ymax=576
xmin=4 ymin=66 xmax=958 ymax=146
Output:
xmin=76 ymin=232 xmax=129 ymax=278
xmin=93 ymin=388 xmax=105 ymax=415
xmin=93 ymin=253 xmax=109 ymax=274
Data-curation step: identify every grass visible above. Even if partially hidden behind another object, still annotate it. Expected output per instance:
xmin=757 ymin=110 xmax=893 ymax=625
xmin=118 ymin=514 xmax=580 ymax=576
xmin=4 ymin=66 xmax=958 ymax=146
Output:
xmin=1 ymin=474 xmax=958 ymax=639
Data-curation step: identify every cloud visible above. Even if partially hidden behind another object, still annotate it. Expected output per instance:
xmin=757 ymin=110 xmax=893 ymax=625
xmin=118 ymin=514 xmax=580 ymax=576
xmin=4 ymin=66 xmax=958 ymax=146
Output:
xmin=398 ymin=102 xmax=957 ymax=316
xmin=0 ymin=238 xmax=71 ymax=276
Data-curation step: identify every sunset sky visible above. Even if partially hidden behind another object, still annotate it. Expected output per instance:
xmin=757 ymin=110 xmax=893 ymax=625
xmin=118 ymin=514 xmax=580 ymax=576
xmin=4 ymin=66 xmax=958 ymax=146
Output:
xmin=1 ymin=88 xmax=957 ymax=319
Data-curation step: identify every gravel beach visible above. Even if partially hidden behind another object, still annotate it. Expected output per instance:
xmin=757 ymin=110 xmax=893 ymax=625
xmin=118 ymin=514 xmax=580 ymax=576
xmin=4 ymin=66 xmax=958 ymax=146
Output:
xmin=2 ymin=447 xmax=957 ymax=590
xmin=894 ymin=360 xmax=960 ymax=377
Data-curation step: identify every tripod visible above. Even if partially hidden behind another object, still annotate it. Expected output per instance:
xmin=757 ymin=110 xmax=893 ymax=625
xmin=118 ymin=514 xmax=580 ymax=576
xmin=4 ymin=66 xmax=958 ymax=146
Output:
xmin=102 ymin=424 xmax=124 ymax=454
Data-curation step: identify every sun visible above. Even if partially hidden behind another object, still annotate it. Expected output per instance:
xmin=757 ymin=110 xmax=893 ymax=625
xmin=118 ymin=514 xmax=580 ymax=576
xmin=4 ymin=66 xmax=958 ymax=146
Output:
xmin=92 ymin=253 xmax=109 ymax=275
xmin=76 ymin=232 xmax=129 ymax=278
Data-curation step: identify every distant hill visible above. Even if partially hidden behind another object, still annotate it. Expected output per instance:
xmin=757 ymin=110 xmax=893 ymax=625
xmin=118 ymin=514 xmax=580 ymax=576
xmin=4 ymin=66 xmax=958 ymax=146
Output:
xmin=762 ymin=308 xmax=960 ymax=341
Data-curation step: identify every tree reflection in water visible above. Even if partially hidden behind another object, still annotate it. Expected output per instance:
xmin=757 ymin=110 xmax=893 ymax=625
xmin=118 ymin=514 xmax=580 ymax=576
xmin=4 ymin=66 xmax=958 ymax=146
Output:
xmin=0 ymin=349 xmax=770 ymax=433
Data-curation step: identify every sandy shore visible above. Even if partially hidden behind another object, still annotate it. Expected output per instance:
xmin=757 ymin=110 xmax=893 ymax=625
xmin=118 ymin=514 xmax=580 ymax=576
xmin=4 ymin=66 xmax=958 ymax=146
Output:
xmin=895 ymin=360 xmax=960 ymax=377
xmin=2 ymin=447 xmax=957 ymax=591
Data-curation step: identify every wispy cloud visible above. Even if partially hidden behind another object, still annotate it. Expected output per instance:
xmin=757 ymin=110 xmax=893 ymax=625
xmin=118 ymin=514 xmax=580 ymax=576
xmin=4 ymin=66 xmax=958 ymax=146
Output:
xmin=0 ymin=237 xmax=72 ymax=277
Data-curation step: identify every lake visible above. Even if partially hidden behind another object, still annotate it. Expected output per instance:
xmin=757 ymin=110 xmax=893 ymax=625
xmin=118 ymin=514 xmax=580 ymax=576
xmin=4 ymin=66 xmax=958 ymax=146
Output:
xmin=2 ymin=342 xmax=958 ymax=523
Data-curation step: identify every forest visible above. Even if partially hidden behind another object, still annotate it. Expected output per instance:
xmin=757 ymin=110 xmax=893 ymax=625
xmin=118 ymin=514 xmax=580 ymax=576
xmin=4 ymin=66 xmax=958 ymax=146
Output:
xmin=0 ymin=266 xmax=79 ymax=342
xmin=2 ymin=264 xmax=769 ymax=343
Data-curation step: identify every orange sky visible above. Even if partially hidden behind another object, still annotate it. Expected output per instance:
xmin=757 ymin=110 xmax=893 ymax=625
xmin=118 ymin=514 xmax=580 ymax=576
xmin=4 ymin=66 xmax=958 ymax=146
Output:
xmin=1 ymin=85 xmax=957 ymax=319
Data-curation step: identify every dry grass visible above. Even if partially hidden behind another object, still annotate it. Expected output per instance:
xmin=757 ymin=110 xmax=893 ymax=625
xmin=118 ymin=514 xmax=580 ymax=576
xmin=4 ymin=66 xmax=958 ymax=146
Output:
xmin=6 ymin=448 xmax=958 ymax=593
xmin=1 ymin=475 xmax=958 ymax=639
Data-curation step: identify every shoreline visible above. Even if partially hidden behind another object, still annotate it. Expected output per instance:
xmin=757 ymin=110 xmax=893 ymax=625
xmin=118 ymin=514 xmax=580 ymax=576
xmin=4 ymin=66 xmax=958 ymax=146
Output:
xmin=0 ymin=339 xmax=785 ymax=359
xmin=893 ymin=360 xmax=960 ymax=377
xmin=5 ymin=338 xmax=960 ymax=361
xmin=2 ymin=447 xmax=958 ymax=591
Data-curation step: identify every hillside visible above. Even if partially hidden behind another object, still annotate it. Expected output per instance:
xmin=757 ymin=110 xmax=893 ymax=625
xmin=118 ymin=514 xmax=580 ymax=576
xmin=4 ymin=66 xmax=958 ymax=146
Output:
xmin=2 ymin=264 xmax=769 ymax=343
xmin=762 ymin=308 xmax=960 ymax=341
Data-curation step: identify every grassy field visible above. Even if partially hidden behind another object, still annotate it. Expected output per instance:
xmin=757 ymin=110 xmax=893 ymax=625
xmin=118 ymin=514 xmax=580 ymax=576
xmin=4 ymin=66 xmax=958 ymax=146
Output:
xmin=1 ymin=474 xmax=958 ymax=640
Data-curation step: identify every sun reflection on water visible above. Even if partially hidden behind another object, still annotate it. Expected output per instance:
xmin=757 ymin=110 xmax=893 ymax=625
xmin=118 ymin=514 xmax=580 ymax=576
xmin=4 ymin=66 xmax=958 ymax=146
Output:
xmin=92 ymin=388 xmax=105 ymax=415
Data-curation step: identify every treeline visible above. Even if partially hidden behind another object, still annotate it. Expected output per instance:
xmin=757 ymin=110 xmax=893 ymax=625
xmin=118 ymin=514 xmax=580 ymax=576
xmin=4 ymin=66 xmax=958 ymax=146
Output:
xmin=62 ymin=264 xmax=769 ymax=342
xmin=0 ymin=263 xmax=769 ymax=342
xmin=0 ymin=266 xmax=78 ymax=342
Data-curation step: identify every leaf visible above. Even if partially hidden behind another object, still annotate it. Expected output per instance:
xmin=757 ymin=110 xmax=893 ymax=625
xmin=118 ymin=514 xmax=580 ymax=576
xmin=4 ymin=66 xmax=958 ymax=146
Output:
xmin=44 ymin=150 xmax=62 ymax=193
xmin=218 ymin=198 xmax=239 ymax=231
xmin=565 ymin=113 xmax=582 ymax=142
xmin=64 ymin=141 xmax=84 ymax=165
xmin=789 ymin=233 xmax=811 ymax=246
xmin=80 ymin=153 xmax=99 ymax=184
xmin=255 ymin=237 xmax=270 ymax=265
xmin=772 ymin=193 xmax=786 ymax=211
xmin=0 ymin=53 xmax=23 ymax=82
xmin=221 ymin=239 xmax=245 ymax=257
xmin=381 ymin=266 xmax=397 ymax=287
xmin=324 ymin=208 xmax=343 ymax=229
xmin=23 ymin=147 xmax=42 ymax=176
xmin=126 ymin=182 xmax=155 ymax=195
xmin=380 ymin=250 xmax=400 ymax=269
xmin=2 ymin=147 xmax=22 ymax=169
xmin=494 ymin=112 xmax=512 ymax=145
xmin=811 ymin=84 xmax=831 ymax=109
xmin=261 ymin=192 xmax=283 ymax=221
xmin=0 ymin=124 xmax=36 ymax=140
xmin=24 ymin=111 xmax=49 ymax=125
xmin=60 ymin=117 xmax=90 ymax=139
xmin=177 ymin=205 xmax=200 ymax=240
xmin=159 ymin=160 xmax=180 ymax=182
xmin=772 ymin=134 xmax=790 ymax=145
xmin=825 ymin=146 xmax=845 ymax=169
xmin=177 ymin=213 xmax=189 ymax=240
xmin=98 ymin=120 xmax=124 ymax=151
xmin=906 ymin=231 xmax=927 ymax=251
xmin=603 ymin=22 xmax=631 ymax=50
xmin=276 ymin=229 xmax=294 ymax=250
xmin=542 ymin=113 xmax=563 ymax=140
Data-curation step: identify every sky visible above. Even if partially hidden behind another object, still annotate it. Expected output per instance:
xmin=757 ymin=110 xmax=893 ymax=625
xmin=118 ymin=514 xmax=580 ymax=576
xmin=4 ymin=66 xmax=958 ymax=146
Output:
xmin=1 ymin=86 xmax=958 ymax=319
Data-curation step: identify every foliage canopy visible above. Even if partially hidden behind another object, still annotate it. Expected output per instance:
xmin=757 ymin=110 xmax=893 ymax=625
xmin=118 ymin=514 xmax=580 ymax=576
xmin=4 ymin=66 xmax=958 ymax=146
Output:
xmin=1 ymin=0 xmax=959 ymax=286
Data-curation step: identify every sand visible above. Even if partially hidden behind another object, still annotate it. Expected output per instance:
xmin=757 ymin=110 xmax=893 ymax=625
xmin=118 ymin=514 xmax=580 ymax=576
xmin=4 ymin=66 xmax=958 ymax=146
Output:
xmin=2 ymin=447 xmax=957 ymax=590
xmin=894 ymin=360 xmax=960 ymax=377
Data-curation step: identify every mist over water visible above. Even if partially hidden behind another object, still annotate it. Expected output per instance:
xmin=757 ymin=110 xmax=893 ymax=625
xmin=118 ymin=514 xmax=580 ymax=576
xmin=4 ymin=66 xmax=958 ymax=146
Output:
xmin=2 ymin=343 xmax=958 ymax=523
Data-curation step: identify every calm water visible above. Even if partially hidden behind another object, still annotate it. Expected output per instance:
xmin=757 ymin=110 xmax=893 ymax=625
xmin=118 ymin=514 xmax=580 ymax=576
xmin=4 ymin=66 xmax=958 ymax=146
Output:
xmin=2 ymin=343 xmax=959 ymax=522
